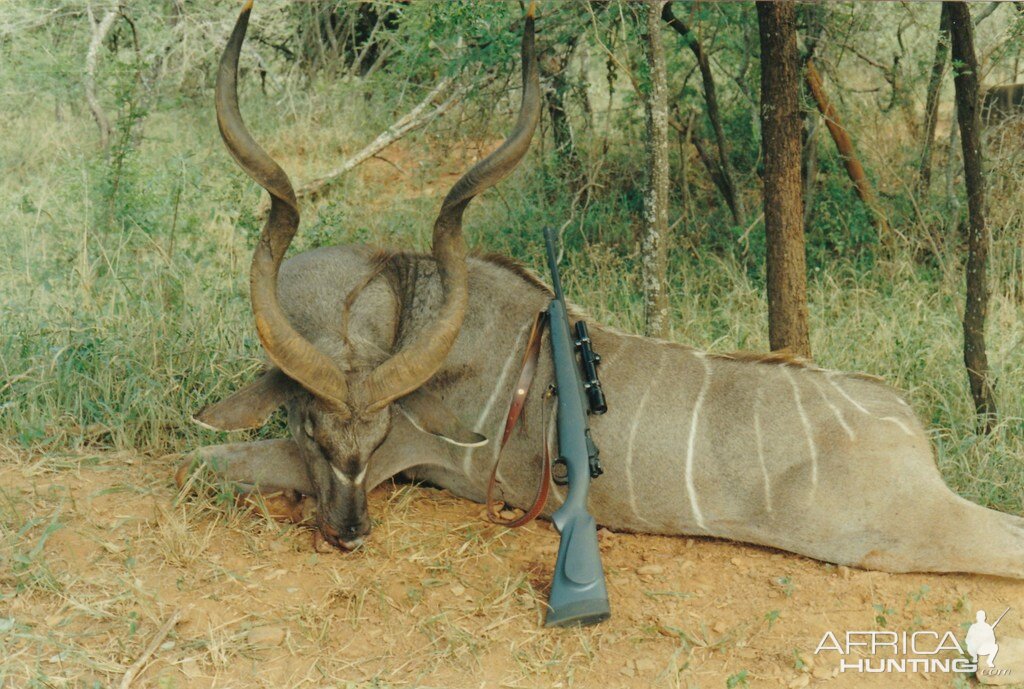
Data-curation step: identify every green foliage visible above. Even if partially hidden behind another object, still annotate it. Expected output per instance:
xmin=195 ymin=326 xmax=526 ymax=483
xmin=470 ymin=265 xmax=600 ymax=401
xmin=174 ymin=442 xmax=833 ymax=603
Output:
xmin=726 ymin=669 xmax=749 ymax=688
xmin=0 ymin=0 xmax=1022 ymax=518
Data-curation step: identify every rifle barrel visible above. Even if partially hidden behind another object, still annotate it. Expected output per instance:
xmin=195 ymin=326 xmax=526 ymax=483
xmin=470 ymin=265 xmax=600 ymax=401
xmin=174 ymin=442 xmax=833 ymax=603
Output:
xmin=543 ymin=227 xmax=565 ymax=302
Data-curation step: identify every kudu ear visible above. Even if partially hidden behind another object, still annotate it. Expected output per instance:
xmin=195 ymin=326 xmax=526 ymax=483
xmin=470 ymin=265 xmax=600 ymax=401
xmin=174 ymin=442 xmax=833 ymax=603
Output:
xmin=193 ymin=368 xmax=299 ymax=431
xmin=395 ymin=389 xmax=488 ymax=448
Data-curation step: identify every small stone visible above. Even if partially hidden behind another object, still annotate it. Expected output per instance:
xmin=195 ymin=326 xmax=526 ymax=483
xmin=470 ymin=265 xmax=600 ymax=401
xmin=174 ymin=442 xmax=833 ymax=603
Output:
xmin=977 ymin=635 xmax=1024 ymax=685
xmin=787 ymin=674 xmax=810 ymax=689
xmin=597 ymin=528 xmax=614 ymax=541
xmin=619 ymin=664 xmax=636 ymax=677
xmin=685 ymin=539 xmax=695 ymax=548
xmin=159 ymin=640 xmax=175 ymax=651
xmin=796 ymin=652 xmax=815 ymax=671
xmin=450 ymin=584 xmax=466 ymax=597
xmin=180 ymin=658 xmax=201 ymax=678
xmin=713 ymin=621 xmax=728 ymax=634
xmin=246 ymin=626 xmax=286 ymax=647
xmin=837 ymin=566 xmax=852 ymax=580
xmin=499 ymin=509 xmax=518 ymax=521
xmin=637 ymin=564 xmax=664 ymax=576
xmin=268 ymin=540 xmax=288 ymax=553
xmin=730 ymin=557 xmax=744 ymax=567
xmin=635 ymin=658 xmax=657 ymax=673
xmin=100 ymin=541 xmax=123 ymax=554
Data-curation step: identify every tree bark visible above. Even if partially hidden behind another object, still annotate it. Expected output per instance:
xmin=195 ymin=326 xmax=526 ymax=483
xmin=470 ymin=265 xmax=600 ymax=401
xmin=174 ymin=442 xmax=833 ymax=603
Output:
xmin=804 ymin=58 xmax=891 ymax=240
xmin=675 ymin=109 xmax=694 ymax=225
xmin=661 ymin=2 xmax=742 ymax=224
xmin=641 ymin=0 xmax=671 ymax=338
xmin=540 ymin=39 xmax=585 ymax=198
xmin=86 ymin=7 xmax=118 ymax=150
xmin=802 ymin=114 xmax=820 ymax=230
xmin=918 ymin=3 xmax=950 ymax=195
xmin=757 ymin=2 xmax=810 ymax=359
xmin=947 ymin=1 xmax=997 ymax=432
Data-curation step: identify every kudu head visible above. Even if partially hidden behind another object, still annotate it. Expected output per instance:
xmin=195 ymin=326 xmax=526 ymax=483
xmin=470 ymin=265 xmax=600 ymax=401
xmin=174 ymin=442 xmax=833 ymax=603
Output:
xmin=210 ymin=1 xmax=540 ymax=549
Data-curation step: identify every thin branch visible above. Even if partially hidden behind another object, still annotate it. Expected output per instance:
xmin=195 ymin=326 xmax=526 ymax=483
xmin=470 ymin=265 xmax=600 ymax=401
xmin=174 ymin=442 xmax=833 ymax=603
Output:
xmin=117 ymin=609 xmax=183 ymax=689
xmin=85 ymin=5 xmax=118 ymax=150
xmin=662 ymin=1 xmax=743 ymax=223
xmin=973 ymin=2 xmax=1001 ymax=26
xmin=804 ymin=58 xmax=891 ymax=241
xmin=294 ymin=74 xmax=483 ymax=201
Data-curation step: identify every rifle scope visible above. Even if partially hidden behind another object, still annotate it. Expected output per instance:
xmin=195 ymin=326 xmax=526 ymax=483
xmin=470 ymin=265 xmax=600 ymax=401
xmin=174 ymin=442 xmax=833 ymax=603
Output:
xmin=574 ymin=321 xmax=607 ymax=415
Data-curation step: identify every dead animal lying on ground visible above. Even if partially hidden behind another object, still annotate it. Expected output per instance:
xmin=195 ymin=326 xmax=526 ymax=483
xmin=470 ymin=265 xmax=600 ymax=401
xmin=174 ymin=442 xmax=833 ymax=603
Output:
xmin=180 ymin=3 xmax=1024 ymax=579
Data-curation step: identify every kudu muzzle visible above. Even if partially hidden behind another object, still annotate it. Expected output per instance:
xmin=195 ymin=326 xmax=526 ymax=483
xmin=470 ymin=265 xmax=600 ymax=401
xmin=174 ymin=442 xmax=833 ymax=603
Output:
xmin=318 ymin=481 xmax=370 ymax=550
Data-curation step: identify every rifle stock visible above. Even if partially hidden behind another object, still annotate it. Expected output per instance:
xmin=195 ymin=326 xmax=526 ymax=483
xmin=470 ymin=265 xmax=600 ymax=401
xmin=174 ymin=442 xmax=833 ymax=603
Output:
xmin=543 ymin=228 xmax=610 ymax=628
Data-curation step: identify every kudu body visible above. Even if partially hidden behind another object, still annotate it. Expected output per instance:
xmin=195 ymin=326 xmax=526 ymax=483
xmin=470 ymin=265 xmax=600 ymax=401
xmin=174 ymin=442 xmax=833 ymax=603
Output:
xmin=185 ymin=5 xmax=1024 ymax=578
xmin=193 ymin=250 xmax=1024 ymax=578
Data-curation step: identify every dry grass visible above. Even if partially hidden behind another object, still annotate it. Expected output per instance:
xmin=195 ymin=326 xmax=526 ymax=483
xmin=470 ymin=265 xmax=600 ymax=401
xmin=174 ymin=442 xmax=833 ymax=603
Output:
xmin=3 ymin=4 xmax=1024 ymax=687
xmin=3 ymin=447 xmax=1023 ymax=688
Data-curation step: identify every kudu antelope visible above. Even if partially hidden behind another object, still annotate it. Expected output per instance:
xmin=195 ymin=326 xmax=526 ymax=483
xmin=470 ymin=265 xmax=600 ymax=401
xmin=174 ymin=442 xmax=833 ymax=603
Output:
xmin=183 ymin=4 xmax=1024 ymax=578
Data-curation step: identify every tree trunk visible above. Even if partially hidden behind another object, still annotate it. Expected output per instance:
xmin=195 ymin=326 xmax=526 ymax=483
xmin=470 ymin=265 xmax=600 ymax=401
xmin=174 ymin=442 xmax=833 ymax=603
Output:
xmin=86 ymin=7 xmax=119 ymax=150
xmin=641 ymin=0 xmax=671 ymax=339
xmin=804 ymin=58 xmax=891 ymax=241
xmin=757 ymin=1 xmax=810 ymax=359
xmin=918 ymin=4 xmax=950 ymax=195
xmin=802 ymin=113 xmax=820 ymax=230
xmin=674 ymin=109 xmax=694 ymax=225
xmin=661 ymin=2 xmax=742 ymax=225
xmin=947 ymin=1 xmax=997 ymax=432
xmin=540 ymin=39 xmax=585 ymax=199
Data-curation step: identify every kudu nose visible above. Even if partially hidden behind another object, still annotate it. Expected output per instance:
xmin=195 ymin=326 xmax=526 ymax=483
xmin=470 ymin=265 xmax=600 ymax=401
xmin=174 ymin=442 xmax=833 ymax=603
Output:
xmin=318 ymin=520 xmax=369 ymax=552
xmin=339 ymin=523 xmax=367 ymax=550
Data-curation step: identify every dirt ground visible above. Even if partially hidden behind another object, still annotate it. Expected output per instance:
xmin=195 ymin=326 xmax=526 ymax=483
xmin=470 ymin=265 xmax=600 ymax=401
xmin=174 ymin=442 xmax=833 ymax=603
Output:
xmin=2 ymin=449 xmax=1023 ymax=689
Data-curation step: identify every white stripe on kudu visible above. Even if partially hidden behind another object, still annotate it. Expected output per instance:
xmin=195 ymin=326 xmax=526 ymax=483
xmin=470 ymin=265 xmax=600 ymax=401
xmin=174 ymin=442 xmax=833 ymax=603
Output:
xmin=624 ymin=348 xmax=665 ymax=528
xmin=752 ymin=385 xmax=773 ymax=513
xmin=808 ymin=374 xmax=855 ymax=440
xmin=785 ymin=367 xmax=818 ymax=487
xmin=825 ymin=372 xmax=871 ymax=415
xmin=595 ymin=337 xmax=627 ymax=371
xmin=462 ymin=320 xmax=532 ymax=476
xmin=685 ymin=352 xmax=711 ymax=531
xmin=880 ymin=416 xmax=915 ymax=436
xmin=825 ymin=372 xmax=914 ymax=436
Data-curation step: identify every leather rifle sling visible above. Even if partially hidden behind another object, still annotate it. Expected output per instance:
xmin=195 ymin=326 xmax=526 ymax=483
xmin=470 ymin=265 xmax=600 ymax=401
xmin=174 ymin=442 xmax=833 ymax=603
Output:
xmin=486 ymin=310 xmax=551 ymax=527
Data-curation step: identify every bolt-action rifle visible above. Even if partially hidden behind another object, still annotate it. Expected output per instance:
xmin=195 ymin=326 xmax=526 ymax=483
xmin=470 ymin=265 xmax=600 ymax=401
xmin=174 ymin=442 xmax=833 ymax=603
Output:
xmin=542 ymin=226 xmax=611 ymax=627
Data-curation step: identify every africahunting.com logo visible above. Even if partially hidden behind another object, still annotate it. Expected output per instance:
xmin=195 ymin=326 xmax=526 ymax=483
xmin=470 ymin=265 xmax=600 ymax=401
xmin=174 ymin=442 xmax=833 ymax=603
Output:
xmin=813 ymin=607 xmax=1011 ymax=678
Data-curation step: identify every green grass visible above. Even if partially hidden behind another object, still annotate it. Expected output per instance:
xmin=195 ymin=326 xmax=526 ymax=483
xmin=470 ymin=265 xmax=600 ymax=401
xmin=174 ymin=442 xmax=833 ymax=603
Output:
xmin=1 ymin=53 xmax=1022 ymax=520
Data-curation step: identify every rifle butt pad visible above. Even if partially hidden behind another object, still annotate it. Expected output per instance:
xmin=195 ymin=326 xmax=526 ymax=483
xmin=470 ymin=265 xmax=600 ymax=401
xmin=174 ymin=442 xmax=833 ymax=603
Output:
xmin=544 ymin=513 xmax=610 ymax=627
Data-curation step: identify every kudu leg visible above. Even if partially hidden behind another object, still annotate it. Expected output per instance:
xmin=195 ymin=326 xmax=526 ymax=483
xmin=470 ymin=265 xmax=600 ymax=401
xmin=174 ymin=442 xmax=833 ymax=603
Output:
xmin=174 ymin=439 xmax=314 ymax=523
xmin=860 ymin=476 xmax=1024 ymax=579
